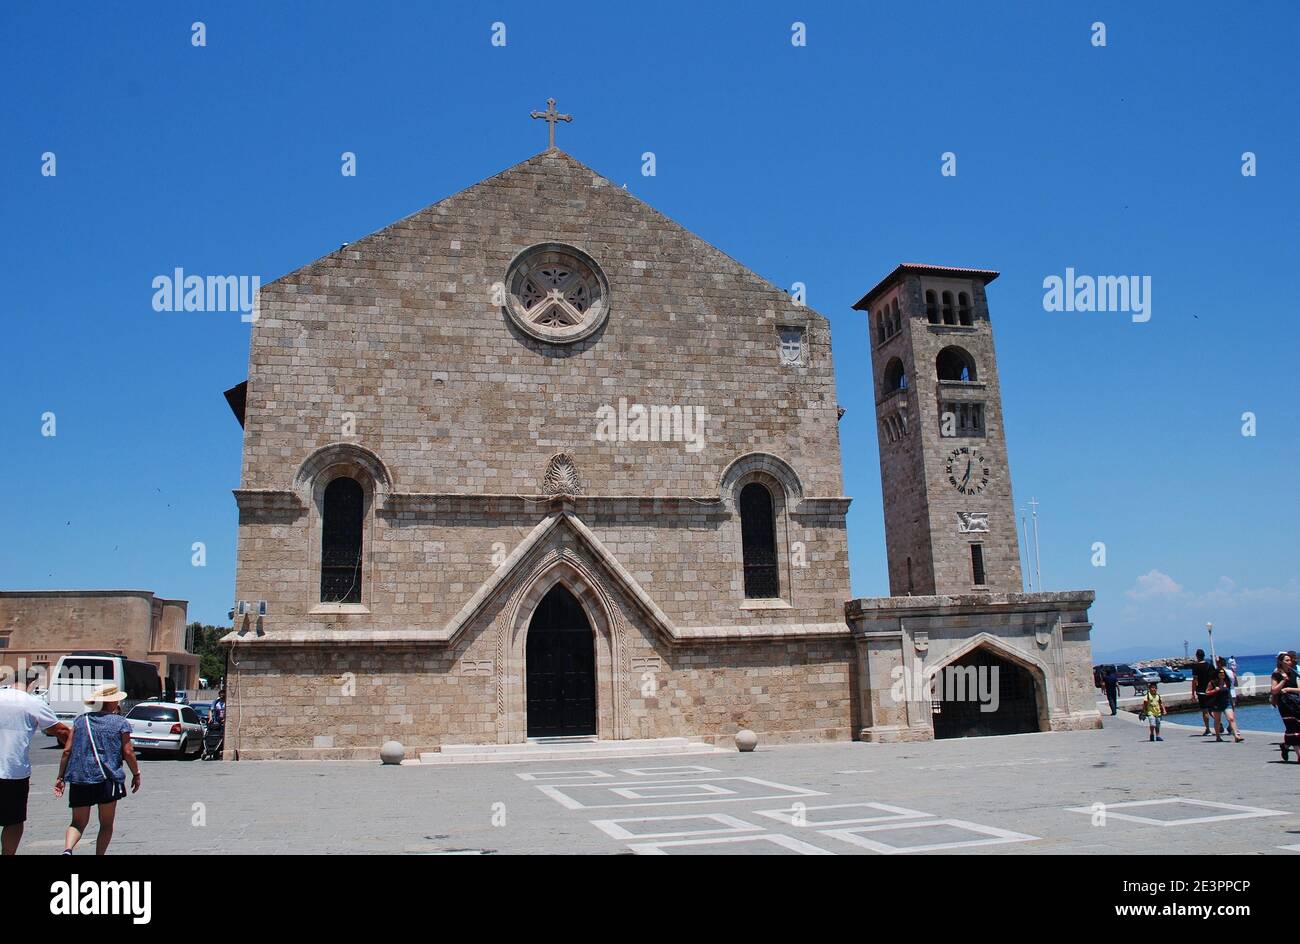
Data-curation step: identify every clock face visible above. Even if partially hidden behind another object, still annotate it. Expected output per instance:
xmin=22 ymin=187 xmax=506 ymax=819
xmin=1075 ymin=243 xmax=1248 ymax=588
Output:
xmin=945 ymin=446 xmax=991 ymax=495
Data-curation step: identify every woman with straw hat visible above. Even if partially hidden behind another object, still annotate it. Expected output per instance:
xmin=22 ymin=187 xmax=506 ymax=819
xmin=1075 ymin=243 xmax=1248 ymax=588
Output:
xmin=53 ymin=683 xmax=141 ymax=855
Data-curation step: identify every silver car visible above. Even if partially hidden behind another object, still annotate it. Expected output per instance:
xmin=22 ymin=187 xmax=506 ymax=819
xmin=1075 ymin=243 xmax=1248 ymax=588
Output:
xmin=125 ymin=702 xmax=205 ymax=759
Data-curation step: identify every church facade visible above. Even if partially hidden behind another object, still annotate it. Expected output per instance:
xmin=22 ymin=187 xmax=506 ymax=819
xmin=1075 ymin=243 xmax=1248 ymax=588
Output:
xmin=222 ymin=143 xmax=1099 ymax=759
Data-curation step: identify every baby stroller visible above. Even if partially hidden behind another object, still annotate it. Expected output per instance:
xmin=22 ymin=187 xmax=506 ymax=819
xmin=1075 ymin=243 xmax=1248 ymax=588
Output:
xmin=202 ymin=718 xmax=225 ymax=760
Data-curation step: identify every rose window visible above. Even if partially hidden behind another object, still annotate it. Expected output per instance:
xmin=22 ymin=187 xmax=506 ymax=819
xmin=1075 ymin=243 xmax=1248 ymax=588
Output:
xmin=505 ymin=244 xmax=610 ymax=344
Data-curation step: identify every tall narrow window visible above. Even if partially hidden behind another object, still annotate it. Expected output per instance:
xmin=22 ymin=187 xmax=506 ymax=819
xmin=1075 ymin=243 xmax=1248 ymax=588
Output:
xmin=882 ymin=358 xmax=907 ymax=394
xmin=906 ymin=557 xmax=914 ymax=594
xmin=739 ymin=482 xmax=779 ymax=598
xmin=958 ymin=292 xmax=973 ymax=325
xmin=970 ymin=544 xmax=986 ymax=586
xmin=925 ymin=290 xmax=939 ymax=324
xmin=321 ymin=477 xmax=364 ymax=603
xmin=942 ymin=291 xmax=956 ymax=325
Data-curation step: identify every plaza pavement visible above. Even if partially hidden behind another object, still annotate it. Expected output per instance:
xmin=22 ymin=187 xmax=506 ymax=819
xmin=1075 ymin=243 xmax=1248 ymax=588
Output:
xmin=15 ymin=712 xmax=1300 ymax=855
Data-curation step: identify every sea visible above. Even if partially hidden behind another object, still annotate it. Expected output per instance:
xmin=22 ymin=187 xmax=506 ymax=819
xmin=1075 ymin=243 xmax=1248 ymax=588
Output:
xmin=1162 ymin=653 xmax=1287 ymax=733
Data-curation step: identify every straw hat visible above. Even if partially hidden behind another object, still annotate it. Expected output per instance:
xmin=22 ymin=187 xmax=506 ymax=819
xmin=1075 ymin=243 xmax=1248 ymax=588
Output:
xmin=85 ymin=683 xmax=128 ymax=705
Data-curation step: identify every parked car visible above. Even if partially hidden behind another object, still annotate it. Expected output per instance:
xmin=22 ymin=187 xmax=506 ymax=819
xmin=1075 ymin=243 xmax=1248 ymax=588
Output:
xmin=190 ymin=701 xmax=214 ymax=724
xmin=1156 ymin=666 xmax=1187 ymax=683
xmin=46 ymin=652 xmax=161 ymax=724
xmin=125 ymin=702 xmax=204 ymax=759
xmin=1136 ymin=668 xmax=1161 ymax=685
xmin=1095 ymin=664 xmax=1149 ymax=694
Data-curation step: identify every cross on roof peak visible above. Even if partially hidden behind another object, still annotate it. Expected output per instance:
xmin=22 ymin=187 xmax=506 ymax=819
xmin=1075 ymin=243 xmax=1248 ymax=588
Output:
xmin=530 ymin=98 xmax=572 ymax=151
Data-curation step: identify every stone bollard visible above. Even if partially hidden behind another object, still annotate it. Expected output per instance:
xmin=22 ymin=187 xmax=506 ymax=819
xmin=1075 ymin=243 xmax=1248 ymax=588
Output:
xmin=380 ymin=740 xmax=405 ymax=765
xmin=734 ymin=729 xmax=758 ymax=752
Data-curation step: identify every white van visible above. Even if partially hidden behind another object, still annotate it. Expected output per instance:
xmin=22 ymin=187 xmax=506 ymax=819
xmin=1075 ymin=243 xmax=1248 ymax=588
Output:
xmin=46 ymin=651 xmax=162 ymax=723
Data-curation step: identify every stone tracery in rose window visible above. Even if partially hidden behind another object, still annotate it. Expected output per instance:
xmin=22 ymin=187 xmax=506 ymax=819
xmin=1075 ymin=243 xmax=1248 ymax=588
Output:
xmin=519 ymin=265 xmax=591 ymax=326
xmin=505 ymin=244 xmax=609 ymax=344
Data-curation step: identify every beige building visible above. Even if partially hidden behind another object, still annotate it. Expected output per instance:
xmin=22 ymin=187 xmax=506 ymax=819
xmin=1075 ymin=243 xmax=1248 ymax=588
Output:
xmin=222 ymin=139 xmax=1099 ymax=759
xmin=0 ymin=590 xmax=199 ymax=692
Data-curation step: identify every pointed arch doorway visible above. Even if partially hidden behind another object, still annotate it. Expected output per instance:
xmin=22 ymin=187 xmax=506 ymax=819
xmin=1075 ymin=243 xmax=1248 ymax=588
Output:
xmin=526 ymin=584 xmax=598 ymax=738
xmin=931 ymin=646 xmax=1044 ymax=739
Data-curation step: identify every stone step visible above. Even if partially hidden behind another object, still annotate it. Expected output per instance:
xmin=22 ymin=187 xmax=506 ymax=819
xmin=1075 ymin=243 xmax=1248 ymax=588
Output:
xmin=418 ymin=737 xmax=727 ymax=765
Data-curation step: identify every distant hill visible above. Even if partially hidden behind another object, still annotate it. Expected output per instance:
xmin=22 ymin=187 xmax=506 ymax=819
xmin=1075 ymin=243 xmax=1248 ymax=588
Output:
xmin=1092 ymin=645 xmax=1181 ymax=665
xmin=1093 ymin=641 xmax=1285 ymax=665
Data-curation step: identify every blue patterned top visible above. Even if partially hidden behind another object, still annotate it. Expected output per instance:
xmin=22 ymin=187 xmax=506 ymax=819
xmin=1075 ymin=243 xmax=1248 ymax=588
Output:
xmin=65 ymin=711 xmax=131 ymax=784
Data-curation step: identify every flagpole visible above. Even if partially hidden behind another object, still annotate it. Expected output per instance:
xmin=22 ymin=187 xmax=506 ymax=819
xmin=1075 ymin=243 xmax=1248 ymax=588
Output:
xmin=1019 ymin=508 xmax=1033 ymax=591
xmin=1029 ymin=497 xmax=1043 ymax=591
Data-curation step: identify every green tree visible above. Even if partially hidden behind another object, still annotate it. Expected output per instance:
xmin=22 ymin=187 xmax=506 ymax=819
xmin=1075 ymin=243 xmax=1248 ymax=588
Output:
xmin=188 ymin=621 xmax=229 ymax=686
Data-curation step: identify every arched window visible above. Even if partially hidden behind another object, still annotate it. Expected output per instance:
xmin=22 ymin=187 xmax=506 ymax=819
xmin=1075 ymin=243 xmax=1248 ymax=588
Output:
xmin=936 ymin=346 xmax=977 ymax=382
xmin=739 ymin=482 xmax=779 ymax=598
xmin=941 ymin=291 xmax=956 ymax=325
xmin=890 ymin=299 xmax=902 ymax=334
xmin=883 ymin=357 xmax=907 ymax=394
xmin=925 ymin=290 xmax=939 ymax=324
xmin=958 ymin=292 xmax=973 ymax=326
xmin=876 ymin=311 xmax=887 ymax=344
xmin=321 ymin=476 xmax=364 ymax=603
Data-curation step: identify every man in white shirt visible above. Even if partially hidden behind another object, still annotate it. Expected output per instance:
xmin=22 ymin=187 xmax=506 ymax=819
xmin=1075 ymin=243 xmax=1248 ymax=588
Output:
xmin=1 ymin=675 xmax=70 ymax=854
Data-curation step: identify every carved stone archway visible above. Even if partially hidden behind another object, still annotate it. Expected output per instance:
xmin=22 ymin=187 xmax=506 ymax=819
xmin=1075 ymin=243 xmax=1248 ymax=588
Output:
xmin=495 ymin=548 xmax=629 ymax=743
xmin=928 ymin=633 xmax=1053 ymax=735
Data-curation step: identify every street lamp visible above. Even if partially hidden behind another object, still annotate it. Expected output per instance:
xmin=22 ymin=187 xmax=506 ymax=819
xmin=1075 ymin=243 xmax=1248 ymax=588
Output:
xmin=1206 ymin=622 xmax=1215 ymax=664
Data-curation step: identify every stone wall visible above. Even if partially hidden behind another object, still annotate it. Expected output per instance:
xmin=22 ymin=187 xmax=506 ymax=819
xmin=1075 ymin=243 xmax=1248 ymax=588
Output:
xmin=226 ymin=508 xmax=856 ymax=762
xmin=225 ymin=639 xmax=856 ymax=760
xmin=1 ymin=591 xmax=156 ymax=659
xmin=225 ymin=148 xmax=859 ymax=757
xmin=0 ymin=590 xmax=197 ymax=689
xmin=865 ymin=268 xmax=1023 ymax=595
xmin=234 ymin=493 xmax=851 ymax=640
xmin=846 ymin=591 xmax=1101 ymax=742
xmin=238 ymin=149 xmax=846 ymax=502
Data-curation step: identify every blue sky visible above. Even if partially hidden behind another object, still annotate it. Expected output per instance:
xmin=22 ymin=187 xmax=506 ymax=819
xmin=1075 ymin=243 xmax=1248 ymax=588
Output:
xmin=2 ymin=2 xmax=1296 ymax=660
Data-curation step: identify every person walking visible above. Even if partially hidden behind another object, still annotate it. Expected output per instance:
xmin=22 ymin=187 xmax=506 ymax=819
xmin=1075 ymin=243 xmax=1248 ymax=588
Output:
xmin=1216 ymin=657 xmax=1237 ymax=707
xmin=54 ymin=683 xmax=141 ymax=855
xmin=1206 ymin=667 xmax=1243 ymax=743
xmin=209 ymin=688 xmax=226 ymax=726
xmin=1190 ymin=649 xmax=1215 ymax=735
xmin=0 ymin=674 xmax=69 ymax=855
xmin=1103 ymin=667 xmax=1119 ymax=716
xmin=1140 ymin=682 xmax=1165 ymax=742
xmin=1272 ymin=652 xmax=1300 ymax=760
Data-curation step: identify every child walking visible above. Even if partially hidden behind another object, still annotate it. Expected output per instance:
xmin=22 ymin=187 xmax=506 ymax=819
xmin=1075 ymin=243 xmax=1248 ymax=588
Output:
xmin=1141 ymin=682 xmax=1165 ymax=742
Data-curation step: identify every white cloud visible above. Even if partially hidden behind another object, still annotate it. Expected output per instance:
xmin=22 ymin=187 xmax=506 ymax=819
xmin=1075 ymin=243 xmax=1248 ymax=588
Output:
xmin=1107 ymin=573 xmax=1298 ymax=656
xmin=1195 ymin=576 xmax=1300 ymax=609
xmin=1126 ymin=569 xmax=1184 ymax=600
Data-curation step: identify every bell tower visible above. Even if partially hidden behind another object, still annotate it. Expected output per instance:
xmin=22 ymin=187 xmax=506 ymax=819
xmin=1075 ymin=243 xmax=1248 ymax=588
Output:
xmin=854 ymin=264 xmax=1023 ymax=596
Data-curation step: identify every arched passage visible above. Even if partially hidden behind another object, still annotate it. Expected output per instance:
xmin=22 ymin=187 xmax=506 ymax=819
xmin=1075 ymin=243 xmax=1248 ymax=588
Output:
xmin=525 ymin=583 xmax=598 ymax=738
xmin=936 ymin=346 xmax=977 ymax=382
xmin=931 ymin=646 xmax=1044 ymax=739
